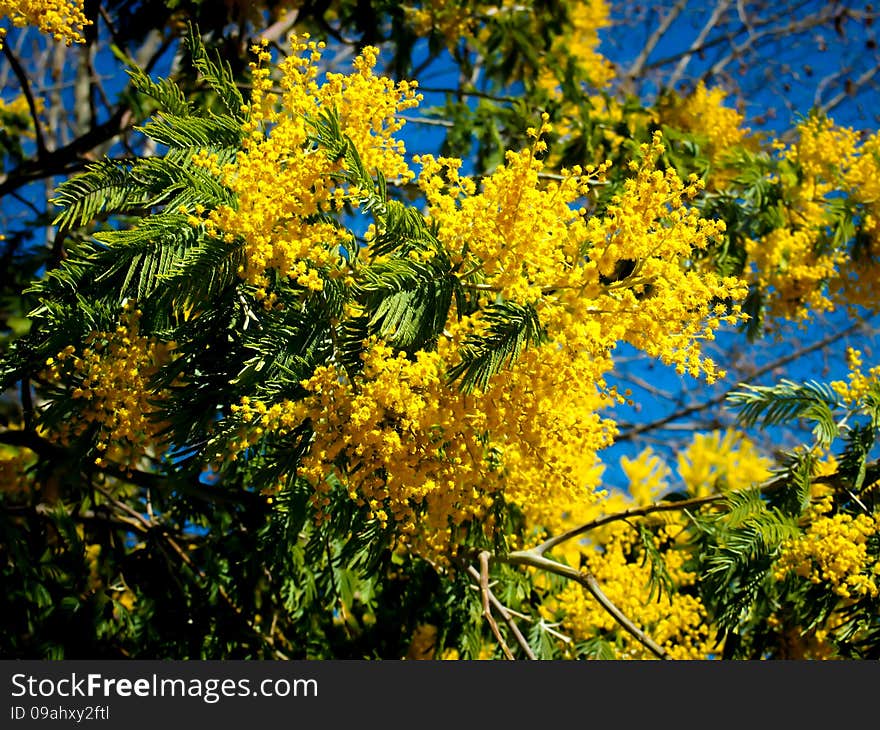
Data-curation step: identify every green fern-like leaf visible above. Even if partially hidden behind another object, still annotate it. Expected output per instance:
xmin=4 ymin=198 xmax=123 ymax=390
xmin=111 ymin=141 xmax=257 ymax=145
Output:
xmin=358 ymin=258 xmax=457 ymax=351
xmin=638 ymin=524 xmax=675 ymax=604
xmin=837 ymin=422 xmax=876 ymax=495
xmin=130 ymin=147 xmax=235 ymax=210
xmin=722 ymin=487 xmax=768 ymax=528
xmin=139 ymin=113 xmax=242 ymax=150
xmin=126 ymin=64 xmax=192 ymax=117
xmin=447 ymin=301 xmax=547 ymax=393
xmin=727 ymin=378 xmax=842 ymax=447
xmin=91 ymin=214 xmax=202 ymax=301
xmin=51 ymin=160 xmax=143 ymax=229
xmin=185 ymin=23 xmax=245 ymax=120
xmin=766 ymin=450 xmax=815 ymax=518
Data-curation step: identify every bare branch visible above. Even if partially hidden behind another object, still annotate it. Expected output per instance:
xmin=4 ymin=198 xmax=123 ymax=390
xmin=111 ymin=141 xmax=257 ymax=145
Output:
xmin=467 ymin=557 xmax=537 ymax=660
xmin=92 ymin=484 xmax=289 ymax=659
xmin=669 ymin=0 xmax=733 ymax=90
xmin=820 ymin=63 xmax=880 ymax=115
xmin=503 ymin=550 xmax=671 ymax=659
xmin=477 ymin=551 xmax=516 ymax=659
xmin=2 ymin=42 xmax=48 ymax=157
xmin=625 ymin=0 xmax=689 ymax=84
xmin=532 ymin=493 xmax=727 ymax=558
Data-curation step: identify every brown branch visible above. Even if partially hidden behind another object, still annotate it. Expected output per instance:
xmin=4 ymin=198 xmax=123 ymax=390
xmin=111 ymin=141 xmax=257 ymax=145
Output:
xmin=669 ymin=0 xmax=733 ymax=89
xmin=2 ymin=501 xmax=148 ymax=534
xmin=466 ymin=561 xmax=537 ymax=660
xmin=624 ymin=0 xmax=689 ymax=85
xmin=0 ymin=427 xmax=67 ymax=460
xmin=503 ymin=550 xmax=670 ymax=660
xmin=532 ymin=457 xmax=880 ymax=559
xmin=639 ymin=0 xmax=824 ymax=76
xmin=2 ymin=42 xmax=48 ymax=157
xmin=0 ymin=424 xmax=264 ymax=507
xmin=532 ymin=493 xmax=729 ymax=558
xmin=0 ymin=106 xmax=133 ymax=198
xmin=92 ymin=484 xmax=289 ymax=659
xmin=477 ymin=551 xmax=516 ymax=659
xmin=820 ymin=63 xmax=880 ymax=116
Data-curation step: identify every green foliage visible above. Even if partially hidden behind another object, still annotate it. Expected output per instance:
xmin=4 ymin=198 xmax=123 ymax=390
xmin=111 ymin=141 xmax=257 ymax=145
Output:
xmin=446 ymin=301 xmax=547 ymax=392
xmin=727 ymin=379 xmax=843 ymax=448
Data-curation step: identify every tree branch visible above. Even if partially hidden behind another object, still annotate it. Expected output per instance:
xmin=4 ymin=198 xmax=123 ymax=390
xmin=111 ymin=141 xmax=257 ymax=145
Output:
xmin=624 ymin=0 xmax=689 ymax=85
xmin=0 ymin=106 xmax=133 ymax=198
xmin=476 ymin=551 xmax=516 ymax=659
xmin=2 ymin=42 xmax=48 ymax=158
xmin=503 ymin=550 xmax=670 ymax=660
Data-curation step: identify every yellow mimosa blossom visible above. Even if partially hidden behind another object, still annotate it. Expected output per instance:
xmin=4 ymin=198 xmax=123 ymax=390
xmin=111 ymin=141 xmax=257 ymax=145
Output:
xmin=0 ymin=0 xmax=90 ymax=45
xmin=831 ymin=348 xmax=880 ymax=406
xmin=776 ymin=512 xmax=879 ymax=599
xmin=538 ymin=445 xmax=718 ymax=660
xmin=677 ymin=429 xmax=773 ymax=498
xmin=620 ymin=448 xmax=670 ymax=507
xmin=747 ymin=117 xmax=880 ymax=320
xmin=0 ymin=445 xmax=34 ymax=495
xmin=538 ymin=0 xmax=615 ymax=94
xmin=221 ymin=44 xmax=749 ymax=568
xmin=660 ymin=82 xmax=753 ymax=186
xmin=41 ymin=302 xmax=175 ymax=469
xmin=407 ymin=0 xmax=476 ymax=46
xmin=195 ymin=36 xmax=421 ymax=297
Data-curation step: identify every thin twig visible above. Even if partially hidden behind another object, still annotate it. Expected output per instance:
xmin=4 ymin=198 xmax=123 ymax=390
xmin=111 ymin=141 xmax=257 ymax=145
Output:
xmin=625 ymin=0 xmax=688 ymax=84
xmin=2 ymin=42 xmax=48 ymax=157
xmin=478 ymin=551 xmax=516 ymax=659
xmin=669 ymin=0 xmax=733 ymax=90
xmin=504 ymin=550 xmax=670 ymax=660
xmin=820 ymin=64 xmax=880 ymax=116
xmin=92 ymin=484 xmax=289 ymax=659
xmin=532 ymin=493 xmax=728 ymax=557
xmin=533 ymin=455 xmax=880 ymax=559
xmin=467 ymin=559 xmax=537 ymax=660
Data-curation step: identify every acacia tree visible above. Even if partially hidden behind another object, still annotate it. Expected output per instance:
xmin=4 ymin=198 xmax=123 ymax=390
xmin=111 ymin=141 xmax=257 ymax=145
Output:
xmin=1 ymin=0 xmax=879 ymax=660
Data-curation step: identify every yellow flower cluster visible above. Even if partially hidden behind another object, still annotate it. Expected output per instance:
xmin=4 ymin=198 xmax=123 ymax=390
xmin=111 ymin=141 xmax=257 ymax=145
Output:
xmin=0 ymin=446 xmax=33 ymax=495
xmin=405 ymin=623 xmax=439 ymax=659
xmin=831 ymin=348 xmax=880 ymax=406
xmin=438 ymin=644 xmax=495 ymax=660
xmin=212 ymin=41 xmax=750 ymax=564
xmin=660 ymin=82 xmax=753 ymax=187
xmin=537 ymin=448 xmax=715 ymax=659
xmin=407 ymin=0 xmax=476 ymax=48
xmin=226 ymin=110 xmax=748 ymax=559
xmin=764 ymin=614 xmax=838 ymax=659
xmin=419 ymin=129 xmax=746 ymax=381
xmin=232 ymin=332 xmax=613 ymax=559
xmin=41 ymin=303 xmax=174 ymax=469
xmin=619 ymin=447 xmax=670 ymax=507
xmin=535 ymin=433 xmax=774 ymax=659
xmin=0 ymin=93 xmax=41 ymax=141
xmin=537 ymin=0 xmax=615 ymax=94
xmin=550 ymin=530 xmax=713 ymax=659
xmin=775 ymin=512 xmax=879 ymax=599
xmin=747 ymin=116 xmax=880 ymax=320
xmin=193 ymin=36 xmax=420 ymax=298
xmin=0 ymin=0 xmax=90 ymax=46
xmin=677 ymin=429 xmax=772 ymax=498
